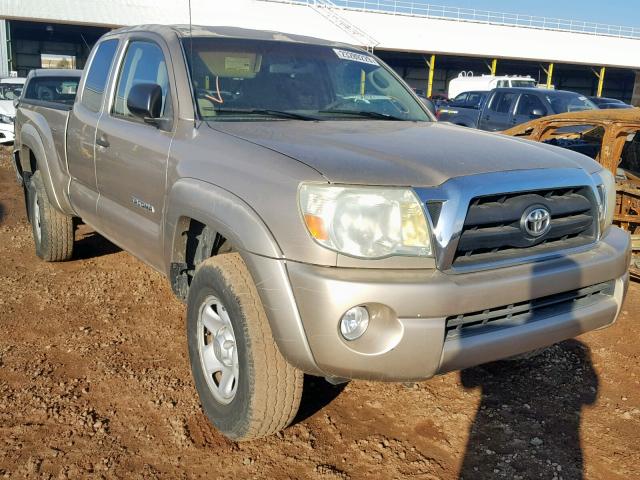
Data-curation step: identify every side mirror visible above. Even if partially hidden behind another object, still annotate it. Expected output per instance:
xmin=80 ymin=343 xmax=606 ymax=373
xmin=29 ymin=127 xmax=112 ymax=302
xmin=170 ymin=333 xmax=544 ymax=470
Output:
xmin=127 ymin=83 xmax=163 ymax=123
xmin=530 ymin=108 xmax=545 ymax=118
xmin=13 ymin=98 xmax=19 ymax=109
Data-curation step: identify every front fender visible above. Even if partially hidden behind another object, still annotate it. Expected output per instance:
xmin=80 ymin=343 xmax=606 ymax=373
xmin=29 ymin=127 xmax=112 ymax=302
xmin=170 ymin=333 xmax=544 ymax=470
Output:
xmin=19 ymin=119 xmax=73 ymax=215
xmin=164 ymin=178 xmax=322 ymax=374
xmin=164 ymin=177 xmax=283 ymax=266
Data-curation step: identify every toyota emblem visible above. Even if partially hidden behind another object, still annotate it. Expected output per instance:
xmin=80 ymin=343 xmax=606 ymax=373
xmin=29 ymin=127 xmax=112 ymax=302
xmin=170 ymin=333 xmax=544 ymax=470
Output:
xmin=521 ymin=206 xmax=551 ymax=237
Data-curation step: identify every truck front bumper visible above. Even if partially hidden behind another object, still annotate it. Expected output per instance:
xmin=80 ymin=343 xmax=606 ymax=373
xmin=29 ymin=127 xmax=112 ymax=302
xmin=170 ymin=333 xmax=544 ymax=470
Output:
xmin=282 ymin=226 xmax=630 ymax=381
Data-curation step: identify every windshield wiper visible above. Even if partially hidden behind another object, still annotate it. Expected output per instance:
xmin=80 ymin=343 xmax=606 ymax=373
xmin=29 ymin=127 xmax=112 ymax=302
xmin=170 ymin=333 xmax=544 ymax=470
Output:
xmin=212 ymin=108 xmax=317 ymax=121
xmin=319 ymin=109 xmax=406 ymax=121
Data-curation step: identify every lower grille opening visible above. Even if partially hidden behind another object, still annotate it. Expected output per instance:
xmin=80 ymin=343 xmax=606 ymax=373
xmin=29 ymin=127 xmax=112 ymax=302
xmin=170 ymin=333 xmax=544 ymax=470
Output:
xmin=445 ymin=281 xmax=615 ymax=340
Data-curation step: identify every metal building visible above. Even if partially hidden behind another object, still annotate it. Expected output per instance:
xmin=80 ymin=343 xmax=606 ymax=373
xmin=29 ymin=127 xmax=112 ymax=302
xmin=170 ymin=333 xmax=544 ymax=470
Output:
xmin=0 ymin=0 xmax=639 ymax=101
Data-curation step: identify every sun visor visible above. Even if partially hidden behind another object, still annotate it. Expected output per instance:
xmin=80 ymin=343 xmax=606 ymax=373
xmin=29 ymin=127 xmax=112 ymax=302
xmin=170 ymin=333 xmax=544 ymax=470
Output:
xmin=197 ymin=51 xmax=262 ymax=78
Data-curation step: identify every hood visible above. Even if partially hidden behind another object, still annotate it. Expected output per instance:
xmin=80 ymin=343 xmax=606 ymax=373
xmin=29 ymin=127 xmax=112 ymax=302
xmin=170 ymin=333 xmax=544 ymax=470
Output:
xmin=0 ymin=100 xmax=15 ymax=117
xmin=209 ymin=120 xmax=600 ymax=186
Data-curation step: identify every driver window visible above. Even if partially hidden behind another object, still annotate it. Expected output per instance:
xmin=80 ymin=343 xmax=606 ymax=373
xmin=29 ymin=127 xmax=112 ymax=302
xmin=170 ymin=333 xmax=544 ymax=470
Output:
xmin=112 ymin=41 xmax=171 ymax=120
xmin=516 ymin=94 xmax=546 ymax=116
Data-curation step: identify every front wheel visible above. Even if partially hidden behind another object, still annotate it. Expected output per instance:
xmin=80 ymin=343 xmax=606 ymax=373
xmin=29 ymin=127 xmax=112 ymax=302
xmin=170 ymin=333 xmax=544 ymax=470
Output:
xmin=186 ymin=253 xmax=303 ymax=441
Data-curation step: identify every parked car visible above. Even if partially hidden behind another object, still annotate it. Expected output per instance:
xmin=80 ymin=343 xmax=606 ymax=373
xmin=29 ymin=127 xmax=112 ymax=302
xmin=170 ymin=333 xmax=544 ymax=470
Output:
xmin=12 ymin=24 xmax=630 ymax=441
xmin=480 ymin=88 xmax=599 ymax=131
xmin=19 ymin=69 xmax=82 ymax=107
xmin=0 ymin=76 xmax=25 ymax=144
xmin=504 ymin=108 xmax=640 ymax=278
xmin=436 ymin=90 xmax=488 ymax=126
xmin=442 ymin=87 xmax=597 ymax=131
xmin=1 ymin=70 xmax=80 ymax=144
xmin=589 ymin=96 xmax=633 ymax=109
xmin=447 ymin=73 xmax=536 ymax=99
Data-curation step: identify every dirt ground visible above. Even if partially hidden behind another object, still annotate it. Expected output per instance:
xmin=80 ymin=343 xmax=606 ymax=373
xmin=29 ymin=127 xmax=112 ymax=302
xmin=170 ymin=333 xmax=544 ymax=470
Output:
xmin=0 ymin=147 xmax=638 ymax=480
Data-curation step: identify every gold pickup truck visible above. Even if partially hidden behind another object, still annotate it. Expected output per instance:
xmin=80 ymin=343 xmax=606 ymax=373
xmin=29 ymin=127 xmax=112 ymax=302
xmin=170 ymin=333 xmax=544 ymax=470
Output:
xmin=11 ymin=25 xmax=632 ymax=441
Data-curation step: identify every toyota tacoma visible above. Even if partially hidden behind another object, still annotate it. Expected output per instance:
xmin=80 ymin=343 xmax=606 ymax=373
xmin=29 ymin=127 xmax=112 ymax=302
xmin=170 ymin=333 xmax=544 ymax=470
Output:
xmin=12 ymin=25 xmax=631 ymax=441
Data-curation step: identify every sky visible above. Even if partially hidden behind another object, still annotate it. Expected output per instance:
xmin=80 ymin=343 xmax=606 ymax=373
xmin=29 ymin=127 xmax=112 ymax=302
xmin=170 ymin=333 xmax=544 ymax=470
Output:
xmin=433 ymin=0 xmax=640 ymax=27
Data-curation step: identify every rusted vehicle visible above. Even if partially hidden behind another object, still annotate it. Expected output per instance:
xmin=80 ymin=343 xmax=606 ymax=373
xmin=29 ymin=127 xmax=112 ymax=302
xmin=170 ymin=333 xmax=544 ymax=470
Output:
xmin=504 ymin=108 xmax=640 ymax=278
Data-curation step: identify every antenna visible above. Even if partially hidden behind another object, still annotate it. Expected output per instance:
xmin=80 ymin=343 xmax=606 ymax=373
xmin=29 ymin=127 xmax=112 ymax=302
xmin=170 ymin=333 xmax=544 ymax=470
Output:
xmin=188 ymin=0 xmax=196 ymax=127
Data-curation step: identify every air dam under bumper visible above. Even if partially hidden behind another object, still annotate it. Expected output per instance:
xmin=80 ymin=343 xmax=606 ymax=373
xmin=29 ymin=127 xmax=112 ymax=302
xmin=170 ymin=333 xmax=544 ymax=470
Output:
xmin=285 ymin=226 xmax=631 ymax=381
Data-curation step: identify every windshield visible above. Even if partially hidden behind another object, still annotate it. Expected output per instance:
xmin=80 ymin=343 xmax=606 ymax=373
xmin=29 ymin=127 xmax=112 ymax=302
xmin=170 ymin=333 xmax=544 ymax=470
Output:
xmin=0 ymin=83 xmax=23 ymax=101
xmin=183 ymin=38 xmax=430 ymax=122
xmin=546 ymin=92 xmax=597 ymax=113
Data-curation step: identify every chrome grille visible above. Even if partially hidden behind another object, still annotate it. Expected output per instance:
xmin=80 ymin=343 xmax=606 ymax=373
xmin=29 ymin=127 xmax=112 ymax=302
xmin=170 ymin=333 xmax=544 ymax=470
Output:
xmin=452 ymin=187 xmax=597 ymax=268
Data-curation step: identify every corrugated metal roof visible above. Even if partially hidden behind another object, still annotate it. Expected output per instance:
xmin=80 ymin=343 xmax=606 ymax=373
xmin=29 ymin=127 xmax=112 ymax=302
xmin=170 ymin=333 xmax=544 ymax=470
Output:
xmin=0 ymin=0 xmax=190 ymax=27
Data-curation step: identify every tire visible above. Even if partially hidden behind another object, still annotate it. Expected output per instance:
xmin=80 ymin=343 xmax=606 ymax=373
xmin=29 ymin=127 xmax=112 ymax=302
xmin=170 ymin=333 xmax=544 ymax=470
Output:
xmin=27 ymin=170 xmax=74 ymax=262
xmin=186 ymin=253 xmax=303 ymax=441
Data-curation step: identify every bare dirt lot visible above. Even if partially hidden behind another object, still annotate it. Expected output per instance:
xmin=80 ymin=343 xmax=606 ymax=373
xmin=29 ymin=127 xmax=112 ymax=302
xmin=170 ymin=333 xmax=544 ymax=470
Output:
xmin=0 ymin=147 xmax=638 ymax=480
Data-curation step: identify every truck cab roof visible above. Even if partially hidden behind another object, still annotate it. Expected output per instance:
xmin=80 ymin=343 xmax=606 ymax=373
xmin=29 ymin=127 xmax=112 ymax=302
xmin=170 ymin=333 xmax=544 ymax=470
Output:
xmin=105 ymin=24 xmax=353 ymax=49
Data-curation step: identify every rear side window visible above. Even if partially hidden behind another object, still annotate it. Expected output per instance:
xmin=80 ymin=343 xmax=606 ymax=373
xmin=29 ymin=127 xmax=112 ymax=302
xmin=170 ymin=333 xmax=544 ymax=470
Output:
xmin=82 ymin=39 xmax=118 ymax=112
xmin=112 ymin=41 xmax=172 ymax=120
xmin=24 ymin=77 xmax=79 ymax=105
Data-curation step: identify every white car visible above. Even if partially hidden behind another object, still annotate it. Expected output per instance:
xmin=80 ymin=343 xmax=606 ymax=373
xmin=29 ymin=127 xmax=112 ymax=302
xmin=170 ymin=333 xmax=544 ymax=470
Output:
xmin=0 ymin=77 xmax=26 ymax=144
xmin=447 ymin=74 xmax=536 ymax=99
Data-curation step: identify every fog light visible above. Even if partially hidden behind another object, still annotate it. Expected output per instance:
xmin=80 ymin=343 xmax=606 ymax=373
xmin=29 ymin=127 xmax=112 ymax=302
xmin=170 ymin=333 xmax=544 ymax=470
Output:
xmin=340 ymin=306 xmax=370 ymax=341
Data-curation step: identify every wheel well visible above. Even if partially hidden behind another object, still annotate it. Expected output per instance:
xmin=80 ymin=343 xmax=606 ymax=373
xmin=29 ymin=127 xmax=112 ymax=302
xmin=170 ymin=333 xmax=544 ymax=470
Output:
xmin=28 ymin=148 xmax=37 ymax=173
xmin=170 ymin=218 xmax=233 ymax=301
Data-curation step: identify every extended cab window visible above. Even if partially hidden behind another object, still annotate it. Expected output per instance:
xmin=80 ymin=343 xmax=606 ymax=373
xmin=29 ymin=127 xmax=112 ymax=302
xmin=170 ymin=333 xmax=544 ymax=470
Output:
xmin=112 ymin=41 xmax=171 ymax=120
xmin=82 ymin=39 xmax=118 ymax=112
xmin=24 ymin=77 xmax=79 ymax=105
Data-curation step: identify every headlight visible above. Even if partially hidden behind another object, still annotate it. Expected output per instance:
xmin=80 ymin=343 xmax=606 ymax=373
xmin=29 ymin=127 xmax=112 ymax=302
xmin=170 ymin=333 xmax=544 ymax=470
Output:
xmin=592 ymin=169 xmax=616 ymax=234
xmin=0 ymin=114 xmax=13 ymax=124
xmin=299 ymin=183 xmax=432 ymax=258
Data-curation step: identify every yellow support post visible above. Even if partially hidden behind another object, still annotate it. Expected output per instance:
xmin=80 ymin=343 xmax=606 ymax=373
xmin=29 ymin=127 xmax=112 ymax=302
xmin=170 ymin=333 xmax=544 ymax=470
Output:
xmin=426 ymin=54 xmax=436 ymax=98
xmin=360 ymin=69 xmax=366 ymax=97
xmin=597 ymin=66 xmax=606 ymax=97
xmin=546 ymin=62 xmax=554 ymax=89
xmin=490 ymin=58 xmax=498 ymax=76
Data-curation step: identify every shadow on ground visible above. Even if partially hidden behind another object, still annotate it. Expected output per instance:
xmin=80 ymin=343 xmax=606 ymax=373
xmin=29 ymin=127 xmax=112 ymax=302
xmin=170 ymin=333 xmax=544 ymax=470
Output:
xmin=73 ymin=231 xmax=122 ymax=260
xmin=459 ymin=339 xmax=597 ymax=479
xmin=293 ymin=375 xmax=347 ymax=425
xmin=0 ymin=201 xmax=4 ymax=225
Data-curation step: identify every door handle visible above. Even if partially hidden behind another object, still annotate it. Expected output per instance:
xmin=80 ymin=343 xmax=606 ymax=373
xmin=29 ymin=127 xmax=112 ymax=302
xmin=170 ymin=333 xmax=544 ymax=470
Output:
xmin=96 ymin=135 xmax=110 ymax=148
